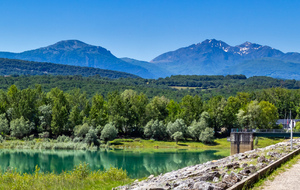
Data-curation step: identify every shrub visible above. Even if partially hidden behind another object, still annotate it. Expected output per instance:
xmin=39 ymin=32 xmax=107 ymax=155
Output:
xmin=199 ymin=127 xmax=214 ymax=144
xmin=101 ymin=123 xmax=118 ymax=142
xmin=144 ymin=119 xmax=166 ymax=140
xmin=188 ymin=112 xmax=209 ymax=141
xmin=74 ymin=123 xmax=90 ymax=138
xmin=0 ymin=135 xmax=3 ymax=143
xmin=73 ymin=137 xmax=82 ymax=143
xmin=166 ymin=119 xmax=186 ymax=139
xmin=254 ymin=136 xmax=258 ymax=145
xmin=38 ymin=132 xmax=50 ymax=138
xmin=84 ymin=128 xmax=99 ymax=145
xmin=57 ymin=135 xmax=71 ymax=142
xmin=10 ymin=117 xmax=34 ymax=139
xmin=171 ymin=131 xmax=183 ymax=144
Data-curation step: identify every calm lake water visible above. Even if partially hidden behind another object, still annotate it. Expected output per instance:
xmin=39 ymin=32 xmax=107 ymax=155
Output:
xmin=0 ymin=149 xmax=229 ymax=178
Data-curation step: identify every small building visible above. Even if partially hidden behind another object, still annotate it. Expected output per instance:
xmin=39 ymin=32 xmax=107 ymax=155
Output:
xmin=276 ymin=119 xmax=300 ymax=129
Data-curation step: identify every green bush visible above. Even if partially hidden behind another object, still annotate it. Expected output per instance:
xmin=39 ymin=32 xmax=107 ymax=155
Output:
xmin=199 ymin=127 xmax=214 ymax=144
xmin=144 ymin=119 xmax=166 ymax=140
xmin=74 ymin=123 xmax=90 ymax=138
xmin=101 ymin=123 xmax=118 ymax=142
xmin=10 ymin=117 xmax=33 ymax=139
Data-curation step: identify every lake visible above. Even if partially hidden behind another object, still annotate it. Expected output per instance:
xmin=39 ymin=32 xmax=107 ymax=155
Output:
xmin=0 ymin=148 xmax=229 ymax=178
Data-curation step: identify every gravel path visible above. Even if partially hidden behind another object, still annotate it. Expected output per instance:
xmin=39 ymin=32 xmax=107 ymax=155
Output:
xmin=262 ymin=159 xmax=300 ymax=190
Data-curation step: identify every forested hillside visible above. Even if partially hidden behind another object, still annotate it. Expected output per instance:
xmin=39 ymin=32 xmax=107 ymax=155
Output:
xmin=0 ymin=58 xmax=139 ymax=79
xmin=0 ymin=74 xmax=299 ymax=101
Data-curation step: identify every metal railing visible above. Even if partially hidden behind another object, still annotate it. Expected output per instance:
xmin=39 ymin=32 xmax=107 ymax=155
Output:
xmin=231 ymin=128 xmax=300 ymax=133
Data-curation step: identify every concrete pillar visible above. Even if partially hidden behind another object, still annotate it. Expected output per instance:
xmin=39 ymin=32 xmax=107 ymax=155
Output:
xmin=230 ymin=132 xmax=254 ymax=155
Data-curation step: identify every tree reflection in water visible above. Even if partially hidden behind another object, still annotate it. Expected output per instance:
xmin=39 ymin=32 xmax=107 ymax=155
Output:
xmin=0 ymin=149 xmax=228 ymax=178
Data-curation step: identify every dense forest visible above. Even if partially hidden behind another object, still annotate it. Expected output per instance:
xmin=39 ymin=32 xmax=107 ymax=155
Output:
xmin=0 ymin=58 xmax=139 ymax=79
xmin=0 ymin=83 xmax=299 ymax=144
xmin=0 ymin=74 xmax=300 ymax=102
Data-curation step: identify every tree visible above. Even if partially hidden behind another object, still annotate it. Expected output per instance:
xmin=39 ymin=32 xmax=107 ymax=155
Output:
xmin=84 ymin=127 xmax=99 ymax=145
xmin=101 ymin=123 xmax=118 ymax=142
xmin=166 ymin=100 xmax=181 ymax=123
xmin=146 ymin=96 xmax=169 ymax=121
xmin=178 ymin=95 xmax=203 ymax=126
xmin=10 ymin=116 xmax=33 ymax=138
xmin=205 ymin=96 xmax=227 ymax=132
xmin=89 ymin=94 xmax=107 ymax=127
xmin=0 ymin=113 xmax=9 ymax=135
xmin=237 ymin=100 xmax=278 ymax=129
xmin=48 ymin=88 xmax=70 ymax=136
xmin=188 ymin=112 xmax=209 ymax=141
xmin=74 ymin=123 xmax=90 ymax=138
xmin=69 ymin=106 xmax=82 ymax=128
xmin=258 ymin=101 xmax=278 ymax=129
xmin=171 ymin=131 xmax=183 ymax=144
xmin=199 ymin=127 xmax=214 ymax=144
xmin=38 ymin=104 xmax=52 ymax=133
xmin=144 ymin=119 xmax=166 ymax=140
xmin=166 ymin=119 xmax=187 ymax=139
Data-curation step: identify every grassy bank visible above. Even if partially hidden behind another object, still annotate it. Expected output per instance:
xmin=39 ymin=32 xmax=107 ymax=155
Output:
xmin=0 ymin=137 xmax=284 ymax=152
xmin=0 ymin=163 xmax=133 ymax=190
xmin=110 ymin=137 xmax=284 ymax=150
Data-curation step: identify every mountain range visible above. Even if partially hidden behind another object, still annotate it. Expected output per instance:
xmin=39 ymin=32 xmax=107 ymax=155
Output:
xmin=1 ymin=39 xmax=300 ymax=79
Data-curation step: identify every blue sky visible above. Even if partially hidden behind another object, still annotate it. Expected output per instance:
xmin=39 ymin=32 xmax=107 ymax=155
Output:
xmin=0 ymin=0 xmax=299 ymax=61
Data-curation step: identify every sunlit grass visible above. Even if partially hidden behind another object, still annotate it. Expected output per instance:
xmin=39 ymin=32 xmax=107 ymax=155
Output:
xmin=0 ymin=163 xmax=133 ymax=190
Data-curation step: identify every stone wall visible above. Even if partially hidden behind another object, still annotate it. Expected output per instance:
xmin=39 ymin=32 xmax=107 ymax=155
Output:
xmin=116 ymin=139 xmax=300 ymax=190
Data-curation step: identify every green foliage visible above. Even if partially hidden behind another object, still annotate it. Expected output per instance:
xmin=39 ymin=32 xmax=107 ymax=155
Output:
xmin=10 ymin=116 xmax=33 ymax=139
xmin=166 ymin=119 xmax=187 ymax=139
xmin=0 ymin=113 xmax=9 ymax=135
xmin=171 ymin=131 xmax=183 ymax=144
xmin=188 ymin=112 xmax=209 ymax=141
xmin=199 ymin=127 xmax=214 ymax=144
xmin=237 ymin=100 xmax=279 ymax=129
xmin=255 ymin=136 xmax=259 ymax=146
xmin=144 ymin=119 xmax=166 ymax=140
xmin=0 ymin=163 xmax=131 ymax=190
xmin=74 ymin=123 xmax=90 ymax=138
xmin=101 ymin=123 xmax=118 ymax=142
xmin=0 ymin=58 xmax=138 ymax=79
xmin=57 ymin=135 xmax=71 ymax=143
xmin=84 ymin=127 xmax=99 ymax=145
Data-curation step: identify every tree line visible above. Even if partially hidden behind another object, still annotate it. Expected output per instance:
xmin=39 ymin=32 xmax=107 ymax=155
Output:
xmin=0 ymin=74 xmax=300 ymax=103
xmin=0 ymin=85 xmax=299 ymax=144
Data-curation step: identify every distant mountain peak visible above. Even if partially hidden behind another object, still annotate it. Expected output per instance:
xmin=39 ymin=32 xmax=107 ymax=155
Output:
xmin=44 ymin=40 xmax=92 ymax=50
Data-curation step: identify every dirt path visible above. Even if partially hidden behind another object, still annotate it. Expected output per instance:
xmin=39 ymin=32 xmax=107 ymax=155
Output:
xmin=261 ymin=160 xmax=300 ymax=190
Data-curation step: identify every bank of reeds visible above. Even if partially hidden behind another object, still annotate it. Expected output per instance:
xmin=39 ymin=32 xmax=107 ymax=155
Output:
xmin=0 ymin=163 xmax=133 ymax=190
xmin=0 ymin=139 xmax=98 ymax=151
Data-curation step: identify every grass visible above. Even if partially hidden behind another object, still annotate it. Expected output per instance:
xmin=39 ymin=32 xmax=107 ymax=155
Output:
xmin=254 ymin=137 xmax=285 ymax=149
xmin=251 ymin=153 xmax=300 ymax=190
xmin=0 ymin=163 xmax=134 ymax=190
xmin=110 ymin=138 xmax=230 ymax=149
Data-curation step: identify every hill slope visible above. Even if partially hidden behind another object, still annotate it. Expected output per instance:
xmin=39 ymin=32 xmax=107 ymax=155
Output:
xmin=0 ymin=58 xmax=140 ymax=79
xmin=120 ymin=57 xmax=172 ymax=79
xmin=0 ymin=40 xmax=153 ymax=78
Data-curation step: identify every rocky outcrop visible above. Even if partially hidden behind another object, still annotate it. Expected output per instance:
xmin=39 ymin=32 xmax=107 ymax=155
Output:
xmin=115 ymin=139 xmax=300 ymax=190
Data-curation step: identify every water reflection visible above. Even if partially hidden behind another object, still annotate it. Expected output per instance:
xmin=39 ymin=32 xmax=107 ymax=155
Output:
xmin=0 ymin=149 xmax=228 ymax=178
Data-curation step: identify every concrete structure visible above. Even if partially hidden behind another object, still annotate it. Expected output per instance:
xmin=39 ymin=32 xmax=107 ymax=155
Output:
xmin=230 ymin=132 xmax=253 ymax=155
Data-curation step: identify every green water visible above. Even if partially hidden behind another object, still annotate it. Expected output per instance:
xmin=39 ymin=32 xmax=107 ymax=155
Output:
xmin=0 ymin=149 xmax=228 ymax=178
